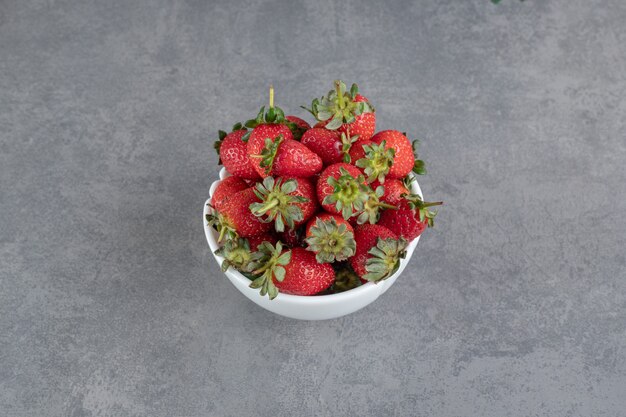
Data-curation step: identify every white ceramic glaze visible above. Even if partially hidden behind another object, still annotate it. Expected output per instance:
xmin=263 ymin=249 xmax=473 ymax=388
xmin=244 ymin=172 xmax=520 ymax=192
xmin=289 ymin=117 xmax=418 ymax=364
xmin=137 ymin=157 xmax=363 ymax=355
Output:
xmin=203 ymin=167 xmax=422 ymax=320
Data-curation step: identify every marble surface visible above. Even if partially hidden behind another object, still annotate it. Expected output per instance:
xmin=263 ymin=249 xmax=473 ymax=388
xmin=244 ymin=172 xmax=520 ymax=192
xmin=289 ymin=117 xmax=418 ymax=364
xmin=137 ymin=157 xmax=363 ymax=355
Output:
xmin=1 ymin=0 xmax=625 ymax=416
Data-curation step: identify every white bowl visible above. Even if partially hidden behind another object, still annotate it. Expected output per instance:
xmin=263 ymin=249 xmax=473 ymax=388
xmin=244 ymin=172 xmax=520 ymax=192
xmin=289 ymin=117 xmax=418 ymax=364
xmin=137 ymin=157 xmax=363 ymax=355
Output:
xmin=203 ymin=167 xmax=422 ymax=320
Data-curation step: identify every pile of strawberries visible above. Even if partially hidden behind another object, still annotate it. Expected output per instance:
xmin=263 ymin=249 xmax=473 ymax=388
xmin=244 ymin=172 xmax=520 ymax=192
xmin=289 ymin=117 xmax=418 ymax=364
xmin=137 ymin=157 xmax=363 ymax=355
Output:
xmin=208 ymin=81 xmax=442 ymax=299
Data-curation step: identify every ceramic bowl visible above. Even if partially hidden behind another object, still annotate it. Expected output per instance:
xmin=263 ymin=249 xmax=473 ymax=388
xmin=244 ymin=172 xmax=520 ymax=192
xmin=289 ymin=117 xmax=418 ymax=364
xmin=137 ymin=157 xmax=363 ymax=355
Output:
xmin=203 ymin=167 xmax=422 ymax=320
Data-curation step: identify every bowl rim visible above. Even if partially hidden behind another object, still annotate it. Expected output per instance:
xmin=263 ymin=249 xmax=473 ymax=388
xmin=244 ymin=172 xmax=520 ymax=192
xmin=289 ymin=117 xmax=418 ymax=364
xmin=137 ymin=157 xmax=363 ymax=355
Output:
xmin=204 ymin=168 xmax=423 ymax=303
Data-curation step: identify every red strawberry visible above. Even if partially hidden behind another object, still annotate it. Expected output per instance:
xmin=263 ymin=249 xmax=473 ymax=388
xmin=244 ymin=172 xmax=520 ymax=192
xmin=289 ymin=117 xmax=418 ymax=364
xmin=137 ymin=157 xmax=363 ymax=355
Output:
xmin=301 ymin=128 xmax=356 ymax=165
xmin=248 ymin=126 xmax=322 ymax=178
xmin=244 ymin=88 xmax=320 ymax=177
xmin=206 ymin=188 xmax=271 ymax=241
xmin=305 ymin=212 xmax=356 ymax=263
xmin=304 ymin=81 xmax=376 ymax=141
xmin=372 ymin=179 xmax=409 ymax=206
xmin=377 ymin=195 xmax=443 ymax=242
xmin=371 ymin=130 xmax=414 ymax=179
xmin=270 ymin=136 xmax=323 ymax=177
xmin=301 ymin=128 xmax=341 ymax=165
xmin=246 ymin=123 xmax=293 ymax=177
xmin=288 ymin=177 xmax=318 ymax=225
xmin=338 ymin=97 xmax=376 ymax=141
xmin=316 ymin=163 xmax=370 ymax=219
xmin=248 ymin=243 xmax=335 ymax=298
xmin=249 ymin=177 xmax=318 ymax=232
xmin=285 ymin=115 xmax=311 ymax=130
xmin=350 ymin=224 xmax=408 ymax=282
xmin=215 ymin=125 xmax=261 ymax=180
xmin=247 ymin=232 xmax=278 ymax=252
xmin=211 ymin=176 xmax=249 ymax=212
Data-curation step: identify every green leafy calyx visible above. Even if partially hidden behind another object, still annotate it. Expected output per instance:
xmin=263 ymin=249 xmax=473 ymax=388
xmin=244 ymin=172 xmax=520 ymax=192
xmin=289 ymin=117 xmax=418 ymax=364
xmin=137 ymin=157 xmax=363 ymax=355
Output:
xmin=243 ymin=86 xmax=303 ymax=140
xmin=363 ymin=237 xmax=408 ymax=282
xmin=250 ymin=135 xmax=285 ymax=175
xmin=354 ymin=186 xmax=396 ymax=225
xmin=248 ymin=241 xmax=292 ymax=300
xmin=214 ymin=238 xmax=256 ymax=273
xmin=411 ymin=139 xmax=427 ymax=175
xmin=404 ymin=194 xmax=443 ymax=228
xmin=322 ymin=168 xmax=370 ymax=220
xmin=250 ymin=177 xmax=308 ymax=232
xmin=205 ymin=207 xmax=237 ymax=243
xmin=305 ymin=217 xmax=356 ymax=263
xmin=341 ymin=131 xmax=358 ymax=163
xmin=302 ymin=80 xmax=374 ymax=130
xmin=355 ymin=140 xmax=395 ymax=183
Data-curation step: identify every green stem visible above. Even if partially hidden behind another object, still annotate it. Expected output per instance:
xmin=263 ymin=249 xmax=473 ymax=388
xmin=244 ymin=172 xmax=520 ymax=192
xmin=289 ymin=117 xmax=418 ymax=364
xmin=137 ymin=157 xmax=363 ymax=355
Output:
xmin=421 ymin=201 xmax=444 ymax=208
xmin=253 ymin=266 xmax=270 ymax=276
xmin=218 ymin=226 xmax=227 ymax=243
xmin=335 ymin=80 xmax=346 ymax=109
xmin=269 ymin=85 xmax=274 ymax=109
xmin=255 ymin=198 xmax=280 ymax=214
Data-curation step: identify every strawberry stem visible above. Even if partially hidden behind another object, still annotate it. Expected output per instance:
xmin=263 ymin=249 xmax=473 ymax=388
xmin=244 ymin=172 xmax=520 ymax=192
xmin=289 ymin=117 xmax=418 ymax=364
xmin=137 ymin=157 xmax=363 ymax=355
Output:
xmin=377 ymin=201 xmax=397 ymax=210
xmin=218 ymin=224 xmax=227 ymax=243
xmin=253 ymin=198 xmax=280 ymax=214
xmin=421 ymin=201 xmax=444 ymax=208
xmin=335 ymin=80 xmax=345 ymax=109
xmin=269 ymin=85 xmax=274 ymax=109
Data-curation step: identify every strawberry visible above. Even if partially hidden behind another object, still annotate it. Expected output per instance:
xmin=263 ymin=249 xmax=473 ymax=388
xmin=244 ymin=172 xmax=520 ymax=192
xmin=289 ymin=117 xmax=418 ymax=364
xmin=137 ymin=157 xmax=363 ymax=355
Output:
xmin=248 ymin=126 xmax=323 ymax=178
xmin=211 ymin=176 xmax=249 ymax=211
xmin=247 ymin=124 xmax=293 ymax=177
xmin=338 ymin=93 xmax=376 ymax=141
xmin=350 ymin=224 xmax=408 ymax=282
xmin=245 ymin=87 xmax=321 ymax=177
xmin=206 ymin=188 xmax=271 ymax=241
xmin=268 ymin=136 xmax=323 ymax=177
xmin=316 ymin=163 xmax=370 ymax=219
xmin=377 ymin=194 xmax=443 ymax=242
xmin=214 ymin=124 xmax=261 ymax=180
xmin=248 ymin=242 xmax=335 ymax=298
xmin=305 ymin=212 xmax=356 ymax=263
xmin=370 ymin=130 xmax=415 ymax=179
xmin=285 ymin=115 xmax=311 ymax=132
xmin=303 ymin=80 xmax=376 ymax=141
xmin=249 ymin=177 xmax=317 ymax=232
xmin=287 ymin=177 xmax=318 ymax=224
xmin=301 ymin=128 xmax=356 ymax=165
xmin=372 ymin=178 xmax=409 ymax=206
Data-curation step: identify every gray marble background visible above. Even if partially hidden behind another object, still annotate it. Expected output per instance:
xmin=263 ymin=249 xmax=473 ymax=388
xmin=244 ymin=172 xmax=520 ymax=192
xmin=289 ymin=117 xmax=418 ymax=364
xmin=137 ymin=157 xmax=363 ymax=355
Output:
xmin=1 ymin=0 xmax=625 ymax=416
